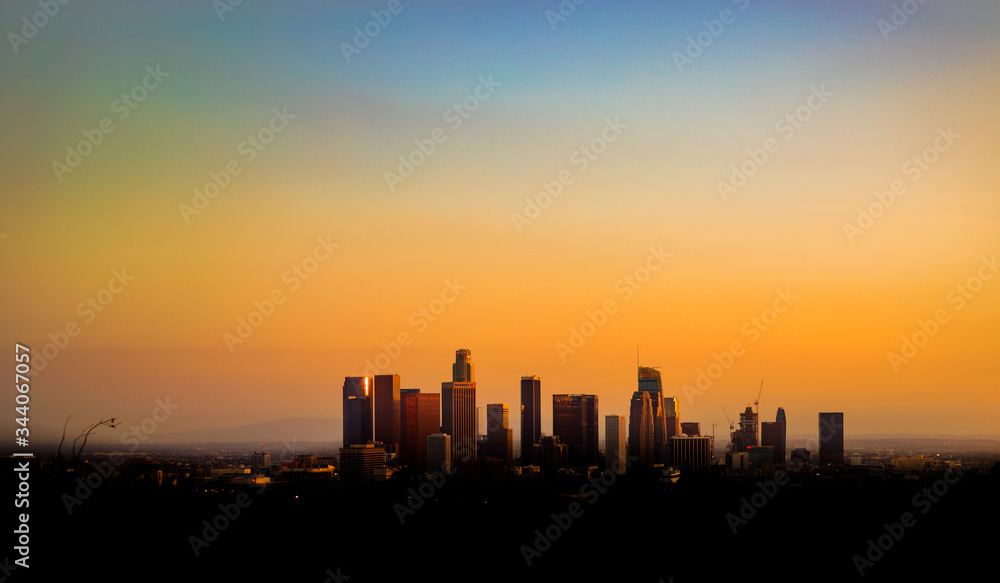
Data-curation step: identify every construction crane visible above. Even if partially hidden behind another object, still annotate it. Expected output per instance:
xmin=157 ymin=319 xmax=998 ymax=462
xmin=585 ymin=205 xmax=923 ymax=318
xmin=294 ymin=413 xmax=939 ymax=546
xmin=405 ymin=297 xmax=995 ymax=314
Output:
xmin=721 ymin=405 xmax=734 ymax=432
xmin=754 ymin=380 xmax=763 ymax=419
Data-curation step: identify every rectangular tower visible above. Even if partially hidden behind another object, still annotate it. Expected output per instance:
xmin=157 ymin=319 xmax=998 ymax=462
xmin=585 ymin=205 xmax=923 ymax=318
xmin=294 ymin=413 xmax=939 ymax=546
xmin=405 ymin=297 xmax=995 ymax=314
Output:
xmin=520 ymin=376 xmax=541 ymax=464
xmin=818 ymin=412 xmax=844 ymax=465
xmin=605 ymin=414 xmax=627 ymax=474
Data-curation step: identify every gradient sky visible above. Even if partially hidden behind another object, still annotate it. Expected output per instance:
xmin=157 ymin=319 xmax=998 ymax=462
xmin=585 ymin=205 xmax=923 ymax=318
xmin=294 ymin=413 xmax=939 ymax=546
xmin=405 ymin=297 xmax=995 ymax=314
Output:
xmin=2 ymin=0 xmax=998 ymax=447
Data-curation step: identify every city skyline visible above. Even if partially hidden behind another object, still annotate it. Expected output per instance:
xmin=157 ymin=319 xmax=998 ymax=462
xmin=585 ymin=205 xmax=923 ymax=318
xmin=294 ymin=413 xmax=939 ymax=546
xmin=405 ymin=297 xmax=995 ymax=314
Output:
xmin=4 ymin=2 xmax=997 ymax=580
xmin=4 ymin=1 xmax=999 ymax=447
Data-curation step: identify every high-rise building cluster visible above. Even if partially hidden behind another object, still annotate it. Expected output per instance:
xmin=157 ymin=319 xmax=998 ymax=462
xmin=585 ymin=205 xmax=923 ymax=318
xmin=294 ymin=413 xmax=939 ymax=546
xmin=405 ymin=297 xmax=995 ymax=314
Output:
xmin=339 ymin=348 xmax=842 ymax=480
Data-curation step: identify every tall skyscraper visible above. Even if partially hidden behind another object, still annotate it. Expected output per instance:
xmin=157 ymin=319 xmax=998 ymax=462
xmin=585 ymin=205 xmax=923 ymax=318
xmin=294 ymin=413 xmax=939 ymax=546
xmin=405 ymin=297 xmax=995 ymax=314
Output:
xmin=629 ymin=390 xmax=654 ymax=465
xmin=605 ymin=414 xmax=627 ymax=475
xmin=400 ymin=389 xmax=441 ymax=472
xmin=552 ymin=394 xmax=599 ymax=468
xmin=520 ymin=375 xmax=541 ymax=464
xmin=638 ymin=366 xmax=668 ymax=463
xmin=374 ymin=374 xmax=400 ymax=452
xmin=343 ymin=376 xmax=373 ymax=446
xmin=776 ymin=407 xmax=787 ymax=460
xmin=818 ymin=412 xmax=844 ymax=465
xmin=731 ymin=405 xmax=759 ymax=452
xmin=442 ymin=350 xmax=476 ymax=462
xmin=443 ymin=381 xmax=476 ymax=461
xmin=761 ymin=408 xmax=786 ymax=463
xmin=486 ymin=403 xmax=513 ymax=465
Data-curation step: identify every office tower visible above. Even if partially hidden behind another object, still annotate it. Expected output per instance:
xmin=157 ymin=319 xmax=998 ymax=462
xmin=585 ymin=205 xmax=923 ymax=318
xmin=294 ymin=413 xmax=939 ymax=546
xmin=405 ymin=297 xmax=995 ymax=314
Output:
xmin=520 ymin=375 xmax=541 ymax=464
xmin=343 ymin=376 xmax=373 ymax=446
xmin=374 ymin=374 xmax=400 ymax=452
xmin=605 ymin=414 xmax=627 ymax=475
xmin=776 ymin=407 xmax=787 ymax=461
xmin=338 ymin=443 xmax=386 ymax=483
xmin=486 ymin=403 xmax=513 ymax=465
xmin=552 ymin=394 xmax=599 ymax=468
xmin=534 ymin=434 xmax=568 ymax=472
xmin=441 ymin=349 xmax=477 ymax=462
xmin=400 ymin=389 xmax=441 ymax=472
xmin=477 ymin=406 xmax=486 ymax=437
xmin=638 ymin=366 xmax=669 ymax=463
xmin=629 ymin=390 xmax=654 ymax=465
xmin=427 ymin=433 xmax=452 ymax=473
xmin=444 ymin=382 xmax=476 ymax=461
xmin=681 ymin=422 xmax=701 ymax=436
xmin=671 ymin=435 xmax=713 ymax=471
xmin=731 ymin=405 xmax=759 ymax=452
xmin=761 ymin=420 xmax=786 ymax=464
xmin=453 ymin=348 xmax=474 ymax=382
xmin=818 ymin=412 xmax=844 ymax=465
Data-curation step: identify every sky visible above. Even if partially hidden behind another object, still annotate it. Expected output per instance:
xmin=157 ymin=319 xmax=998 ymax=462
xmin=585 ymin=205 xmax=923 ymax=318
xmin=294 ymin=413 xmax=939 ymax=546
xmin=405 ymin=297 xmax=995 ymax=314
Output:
xmin=1 ymin=0 xmax=998 ymax=448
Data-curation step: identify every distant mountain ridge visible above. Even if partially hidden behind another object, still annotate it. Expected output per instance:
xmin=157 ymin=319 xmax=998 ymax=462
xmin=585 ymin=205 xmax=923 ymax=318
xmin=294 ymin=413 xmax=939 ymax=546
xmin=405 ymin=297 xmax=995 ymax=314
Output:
xmin=146 ymin=417 xmax=341 ymax=444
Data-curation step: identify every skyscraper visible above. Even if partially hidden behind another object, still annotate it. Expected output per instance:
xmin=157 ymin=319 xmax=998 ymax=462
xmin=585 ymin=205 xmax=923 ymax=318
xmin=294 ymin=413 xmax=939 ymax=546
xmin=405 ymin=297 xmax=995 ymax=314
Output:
xmin=400 ymin=389 xmax=441 ymax=472
xmin=629 ymin=390 xmax=654 ymax=465
xmin=638 ymin=366 xmax=669 ymax=463
xmin=731 ymin=405 xmax=758 ymax=452
xmin=520 ymin=375 xmax=541 ymax=464
xmin=343 ymin=376 xmax=373 ymax=446
xmin=486 ymin=403 xmax=513 ymax=465
xmin=776 ymin=407 xmax=787 ymax=460
xmin=761 ymin=408 xmax=786 ymax=463
xmin=374 ymin=374 xmax=400 ymax=453
xmin=819 ymin=412 xmax=844 ymax=465
xmin=443 ymin=381 xmax=476 ymax=462
xmin=605 ymin=414 xmax=627 ymax=475
xmin=442 ymin=350 xmax=476 ymax=462
xmin=552 ymin=394 xmax=599 ymax=468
